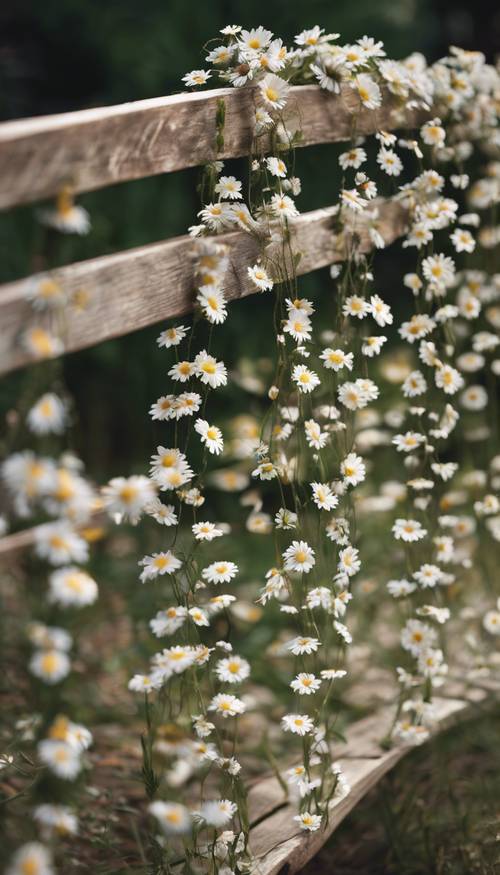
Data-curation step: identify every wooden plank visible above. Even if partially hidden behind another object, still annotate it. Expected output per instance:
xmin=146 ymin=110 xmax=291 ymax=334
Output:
xmin=247 ymin=689 xmax=500 ymax=874
xmin=0 ymin=198 xmax=409 ymax=376
xmin=0 ymin=84 xmax=428 ymax=209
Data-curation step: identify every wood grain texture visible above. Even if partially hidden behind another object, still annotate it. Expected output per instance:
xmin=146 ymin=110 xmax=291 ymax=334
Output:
xmin=0 ymin=83 xmax=428 ymax=209
xmin=0 ymin=198 xmax=409 ymax=375
xmin=246 ymin=688 xmax=500 ymax=874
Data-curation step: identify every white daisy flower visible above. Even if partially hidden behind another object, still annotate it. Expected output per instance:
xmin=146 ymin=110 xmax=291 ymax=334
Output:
xmin=340 ymin=453 xmax=366 ymax=486
xmin=139 ymin=551 xmax=182 ymax=582
xmin=27 ymin=394 xmax=68 ymax=435
xmin=259 ymin=72 xmax=290 ymax=109
xmin=311 ymin=482 xmax=339 ymax=511
xmin=248 ymin=264 xmax=273 ymax=291
xmin=215 ymin=655 xmax=251 ymax=683
xmin=182 ymin=69 xmax=211 ymax=87
xmin=157 ymin=325 xmax=189 ymax=348
xmin=149 ymin=801 xmax=192 ymax=835
xmin=320 ymin=348 xmax=354 ymax=371
xmin=392 ymin=519 xmax=427 ymax=542
xmin=281 ymin=713 xmax=314 ymax=735
xmin=194 ymin=419 xmax=224 ymax=455
xmin=208 ymin=693 xmax=246 ymax=718
xmin=290 ymin=673 xmax=322 ymax=695
xmin=202 ymin=561 xmax=239 ymax=585
xmin=48 ymin=567 xmax=98 ymax=607
xmin=292 ymin=365 xmax=320 ymax=394
xmin=283 ymin=540 xmax=315 ymax=573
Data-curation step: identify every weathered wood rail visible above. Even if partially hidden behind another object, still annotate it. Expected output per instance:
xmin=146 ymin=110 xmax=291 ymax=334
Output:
xmin=2 ymin=78 xmax=491 ymax=873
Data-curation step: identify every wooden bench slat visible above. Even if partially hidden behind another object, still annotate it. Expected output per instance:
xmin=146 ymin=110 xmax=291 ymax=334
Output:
xmin=0 ymin=198 xmax=409 ymax=375
xmin=0 ymin=84 xmax=428 ymax=209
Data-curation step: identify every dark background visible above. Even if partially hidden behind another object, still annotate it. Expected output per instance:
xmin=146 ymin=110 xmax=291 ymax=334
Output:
xmin=0 ymin=0 xmax=498 ymax=480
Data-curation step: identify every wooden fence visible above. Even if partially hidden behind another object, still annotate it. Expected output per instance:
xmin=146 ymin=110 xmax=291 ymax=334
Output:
xmin=1 ymin=80 xmax=493 ymax=872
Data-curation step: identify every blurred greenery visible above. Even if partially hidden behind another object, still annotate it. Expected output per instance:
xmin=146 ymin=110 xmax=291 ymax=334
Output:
xmin=0 ymin=0 xmax=497 ymax=477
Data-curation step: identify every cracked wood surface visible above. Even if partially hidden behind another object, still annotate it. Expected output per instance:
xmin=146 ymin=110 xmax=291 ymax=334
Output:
xmin=0 ymin=198 xmax=409 ymax=375
xmin=0 ymin=84 xmax=428 ymax=209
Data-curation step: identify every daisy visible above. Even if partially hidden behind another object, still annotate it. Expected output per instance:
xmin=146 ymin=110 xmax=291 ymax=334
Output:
xmin=6 ymin=843 xmax=54 ymax=875
xmin=311 ymin=482 xmax=339 ymax=511
xmin=128 ymin=674 xmax=162 ymax=693
xmin=422 ymin=253 xmax=455 ymax=290
xmin=195 ymin=350 xmax=228 ymax=388
xmin=483 ymin=609 xmax=500 ymax=635
xmin=399 ymin=314 xmax=435 ymax=343
xmin=189 ymin=607 xmax=210 ymax=627
xmin=208 ymin=693 xmax=246 ymax=718
xmin=290 ymin=673 xmax=322 ymax=695
xmin=362 ymin=335 xmax=387 ymax=357
xmin=26 ymin=276 xmax=66 ymax=310
xmin=321 ymin=668 xmax=347 ymax=680
xmin=450 ymin=228 xmax=475 ymax=253
xmin=270 ymin=192 xmax=299 ymax=218
xmin=338 ymin=546 xmax=361 ymax=576
xmin=215 ymin=655 xmax=251 ymax=683
xmin=102 ymin=475 xmax=156 ymax=523
xmin=149 ymin=801 xmax=191 ymax=835
xmin=340 ymin=453 xmax=366 ymax=486
xmin=182 ymin=69 xmax=211 ymax=87
xmin=421 ymin=118 xmax=445 ymax=147
xmin=199 ymin=799 xmax=237 ymax=827
xmin=413 ymin=564 xmax=443 ymax=588
xmin=214 ymin=175 xmax=242 ymax=200
xmin=283 ymin=312 xmax=312 ymax=342
xmin=30 ymin=649 xmax=71 ymax=685
xmin=369 ymin=294 xmax=393 ymax=326
xmin=392 ymin=432 xmax=425 ymax=453
xmin=294 ymin=812 xmax=323 ymax=831
xmin=149 ymin=395 xmax=177 ymax=421
xmin=259 ymin=72 xmax=290 ymax=109
xmin=283 ymin=540 xmax=315 ymax=573
xmin=343 ymin=295 xmax=369 ymax=319
xmin=194 ymin=419 xmax=224 ymax=455
xmin=23 ymin=327 xmax=64 ymax=360
xmin=239 ymin=26 xmax=273 ymax=51
xmin=338 ymin=147 xmax=367 ymax=170
xmin=150 ymin=606 xmax=187 ymax=637
xmin=157 ymin=325 xmax=189 ymax=348
xmin=168 ymin=360 xmax=195 ymax=383
xmin=266 ymin=156 xmax=287 ymax=177
xmin=192 ymin=521 xmax=224 ymax=541
xmin=248 ymin=264 xmax=273 ymax=291
xmin=355 ymin=74 xmax=382 ymax=109
xmin=139 ymin=551 xmax=182 ymax=582
xmin=435 ymin=365 xmax=464 ymax=395
xmin=202 ymin=561 xmax=239 ymax=584
xmin=38 ymin=188 xmax=90 ymax=235
xmin=338 ymin=381 xmax=368 ymax=410
xmin=48 ymin=567 xmax=98 ymax=607
xmin=197 ymin=288 xmax=228 ymax=324
xmin=292 ymin=365 xmax=320 ymax=394
xmin=387 ymin=579 xmax=417 ymax=597
xmin=401 ymin=619 xmax=437 ymax=656
xmin=304 ymin=419 xmax=329 ymax=449
xmin=402 ymin=370 xmax=427 ymax=397
xmin=281 ymin=714 xmax=314 ymax=735
xmin=320 ymin=348 xmax=354 ymax=371
xmin=35 ymin=522 xmax=89 ymax=566
xmin=341 ymin=188 xmax=368 ymax=212
xmin=27 ymin=394 xmax=67 ymax=434
xmin=33 ymin=804 xmax=78 ymax=839
xmin=198 ymin=201 xmax=232 ymax=231
xmin=38 ymin=739 xmax=82 ymax=779
xmin=392 ymin=519 xmax=427 ymax=542
xmin=377 ymin=148 xmax=403 ymax=176
xmin=461 ymin=385 xmax=488 ymax=410
xmin=287 ymin=636 xmax=320 ymax=655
